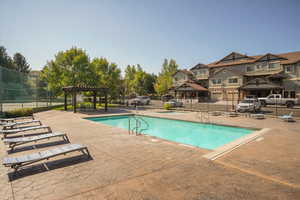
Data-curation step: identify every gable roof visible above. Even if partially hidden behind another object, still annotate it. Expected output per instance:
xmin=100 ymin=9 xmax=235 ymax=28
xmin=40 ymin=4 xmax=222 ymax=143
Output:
xmin=208 ymin=51 xmax=300 ymax=68
xmin=174 ymin=69 xmax=193 ymax=76
xmin=255 ymin=53 xmax=287 ymax=62
xmin=212 ymin=68 xmax=244 ymax=76
xmin=190 ymin=63 xmax=209 ymax=70
xmin=215 ymin=52 xmax=254 ymax=64
xmin=175 ymin=81 xmax=208 ymax=91
xmin=240 ymin=77 xmax=282 ymax=90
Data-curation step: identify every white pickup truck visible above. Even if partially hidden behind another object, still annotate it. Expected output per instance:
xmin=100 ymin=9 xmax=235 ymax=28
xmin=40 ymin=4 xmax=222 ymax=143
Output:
xmin=258 ymin=94 xmax=298 ymax=108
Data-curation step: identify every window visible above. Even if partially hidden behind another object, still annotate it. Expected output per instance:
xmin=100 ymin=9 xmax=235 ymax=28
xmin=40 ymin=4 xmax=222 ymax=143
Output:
xmin=285 ymin=65 xmax=294 ymax=73
xmin=228 ymin=78 xmax=238 ymax=84
xmin=212 ymin=79 xmax=221 ymax=84
xmin=246 ymin=65 xmax=254 ymax=72
xmin=269 ymin=62 xmax=279 ymax=69
xmin=196 ymin=69 xmax=207 ymax=75
xmin=256 ymin=64 xmax=262 ymax=70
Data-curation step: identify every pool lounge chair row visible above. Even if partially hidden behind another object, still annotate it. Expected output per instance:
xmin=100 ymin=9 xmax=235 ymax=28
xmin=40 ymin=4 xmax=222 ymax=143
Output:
xmin=0 ymin=116 xmax=90 ymax=172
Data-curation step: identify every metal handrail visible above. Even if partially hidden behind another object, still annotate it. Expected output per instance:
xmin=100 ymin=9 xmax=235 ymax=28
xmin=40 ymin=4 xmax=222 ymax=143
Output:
xmin=135 ymin=115 xmax=149 ymax=133
xmin=128 ymin=115 xmax=149 ymax=135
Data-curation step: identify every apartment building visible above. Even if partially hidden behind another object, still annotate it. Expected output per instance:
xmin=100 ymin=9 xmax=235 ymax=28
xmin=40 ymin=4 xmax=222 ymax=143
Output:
xmin=172 ymin=51 xmax=300 ymax=101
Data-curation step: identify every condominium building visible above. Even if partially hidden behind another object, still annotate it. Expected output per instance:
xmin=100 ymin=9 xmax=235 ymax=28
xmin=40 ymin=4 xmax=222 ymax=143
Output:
xmin=172 ymin=51 xmax=300 ymax=101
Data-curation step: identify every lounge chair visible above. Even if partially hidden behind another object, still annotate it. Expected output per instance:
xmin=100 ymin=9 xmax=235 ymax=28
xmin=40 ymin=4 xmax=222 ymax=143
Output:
xmin=279 ymin=112 xmax=294 ymax=122
xmin=228 ymin=112 xmax=238 ymax=117
xmin=3 ymin=132 xmax=69 ymax=150
xmin=210 ymin=111 xmax=222 ymax=116
xmin=251 ymin=113 xmax=265 ymax=119
xmin=0 ymin=125 xmax=51 ymax=138
xmin=0 ymin=115 xmax=34 ymax=123
xmin=1 ymin=120 xmax=42 ymax=130
xmin=3 ymin=144 xmax=90 ymax=171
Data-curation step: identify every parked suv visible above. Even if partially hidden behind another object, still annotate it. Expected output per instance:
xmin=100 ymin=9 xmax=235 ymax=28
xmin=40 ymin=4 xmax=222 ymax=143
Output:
xmin=236 ymin=99 xmax=261 ymax=112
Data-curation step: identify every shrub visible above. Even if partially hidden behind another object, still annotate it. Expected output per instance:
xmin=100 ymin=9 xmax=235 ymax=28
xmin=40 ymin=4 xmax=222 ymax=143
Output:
xmin=163 ymin=103 xmax=171 ymax=110
xmin=4 ymin=108 xmax=34 ymax=118
xmin=4 ymin=105 xmax=63 ymax=118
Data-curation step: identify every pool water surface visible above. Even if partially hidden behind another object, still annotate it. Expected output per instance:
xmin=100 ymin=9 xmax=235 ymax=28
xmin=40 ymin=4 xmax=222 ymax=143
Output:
xmin=86 ymin=115 xmax=253 ymax=150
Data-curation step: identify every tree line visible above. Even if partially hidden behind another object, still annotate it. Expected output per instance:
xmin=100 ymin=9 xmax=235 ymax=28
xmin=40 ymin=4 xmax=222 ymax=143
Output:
xmin=1 ymin=46 xmax=178 ymax=101
xmin=41 ymin=47 xmax=179 ymax=100
xmin=0 ymin=46 xmax=31 ymax=73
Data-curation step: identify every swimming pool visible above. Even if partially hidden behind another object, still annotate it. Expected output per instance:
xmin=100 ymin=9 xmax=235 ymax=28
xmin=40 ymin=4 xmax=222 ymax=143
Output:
xmin=86 ymin=115 xmax=253 ymax=150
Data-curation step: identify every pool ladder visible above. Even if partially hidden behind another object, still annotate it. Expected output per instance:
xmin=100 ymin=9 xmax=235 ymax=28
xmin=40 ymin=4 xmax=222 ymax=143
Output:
xmin=128 ymin=115 xmax=149 ymax=135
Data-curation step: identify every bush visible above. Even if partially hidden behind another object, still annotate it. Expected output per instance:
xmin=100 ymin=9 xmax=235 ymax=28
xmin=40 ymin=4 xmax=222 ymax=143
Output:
xmin=4 ymin=108 xmax=34 ymax=118
xmin=4 ymin=105 xmax=63 ymax=118
xmin=163 ymin=103 xmax=171 ymax=110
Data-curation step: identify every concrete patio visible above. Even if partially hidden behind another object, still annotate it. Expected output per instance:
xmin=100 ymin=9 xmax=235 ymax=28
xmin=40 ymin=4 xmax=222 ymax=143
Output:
xmin=1 ymin=109 xmax=300 ymax=200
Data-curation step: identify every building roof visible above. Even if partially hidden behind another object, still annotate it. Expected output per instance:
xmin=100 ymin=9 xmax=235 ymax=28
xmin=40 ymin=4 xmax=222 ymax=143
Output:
xmin=174 ymin=69 xmax=194 ymax=76
xmin=208 ymin=51 xmax=300 ymax=68
xmin=239 ymin=78 xmax=282 ymax=91
xmin=190 ymin=63 xmax=209 ymax=70
xmin=174 ymin=81 xmax=208 ymax=91
xmin=212 ymin=67 xmax=244 ymax=76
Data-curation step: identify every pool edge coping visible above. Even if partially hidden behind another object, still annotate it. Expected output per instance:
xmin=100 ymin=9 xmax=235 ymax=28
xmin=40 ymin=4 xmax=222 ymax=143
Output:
xmin=202 ymin=128 xmax=272 ymax=160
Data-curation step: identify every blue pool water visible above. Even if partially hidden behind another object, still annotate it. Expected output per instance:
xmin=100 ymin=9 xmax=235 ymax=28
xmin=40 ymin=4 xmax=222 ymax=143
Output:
xmin=86 ymin=115 xmax=253 ymax=150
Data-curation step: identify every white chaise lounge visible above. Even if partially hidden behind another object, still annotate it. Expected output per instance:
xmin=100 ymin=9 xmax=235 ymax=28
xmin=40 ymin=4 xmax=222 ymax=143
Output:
xmin=1 ymin=120 xmax=42 ymax=130
xmin=0 ymin=115 xmax=34 ymax=123
xmin=0 ymin=125 xmax=51 ymax=138
xmin=3 ymin=132 xmax=69 ymax=150
xmin=279 ymin=112 xmax=294 ymax=122
xmin=3 ymin=144 xmax=90 ymax=171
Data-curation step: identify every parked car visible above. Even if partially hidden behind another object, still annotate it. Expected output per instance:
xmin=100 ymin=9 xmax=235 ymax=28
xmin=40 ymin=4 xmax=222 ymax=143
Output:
xmin=258 ymin=94 xmax=298 ymax=108
xmin=236 ymin=99 xmax=261 ymax=112
xmin=130 ymin=96 xmax=150 ymax=105
xmin=161 ymin=94 xmax=174 ymax=102
xmin=164 ymin=99 xmax=183 ymax=107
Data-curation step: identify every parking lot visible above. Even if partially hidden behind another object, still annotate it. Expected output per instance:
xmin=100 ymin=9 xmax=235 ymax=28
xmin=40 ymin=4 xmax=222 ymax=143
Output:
xmin=148 ymin=100 xmax=300 ymax=117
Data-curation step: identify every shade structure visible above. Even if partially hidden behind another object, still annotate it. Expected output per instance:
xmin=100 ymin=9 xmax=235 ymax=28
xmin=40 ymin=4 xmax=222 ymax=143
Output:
xmin=62 ymin=85 xmax=109 ymax=113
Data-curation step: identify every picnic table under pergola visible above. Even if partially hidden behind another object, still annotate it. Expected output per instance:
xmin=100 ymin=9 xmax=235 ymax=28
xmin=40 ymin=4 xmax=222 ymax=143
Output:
xmin=62 ymin=86 xmax=108 ymax=113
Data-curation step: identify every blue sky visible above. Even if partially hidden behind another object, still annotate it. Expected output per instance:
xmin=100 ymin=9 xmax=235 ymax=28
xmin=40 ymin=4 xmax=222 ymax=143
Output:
xmin=1 ymin=0 xmax=299 ymax=74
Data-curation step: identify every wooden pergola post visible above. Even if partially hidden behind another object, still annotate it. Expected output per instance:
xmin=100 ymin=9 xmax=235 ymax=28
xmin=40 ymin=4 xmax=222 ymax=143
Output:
xmin=104 ymin=91 xmax=108 ymax=112
xmin=73 ymin=91 xmax=77 ymax=113
xmin=64 ymin=92 xmax=68 ymax=111
xmin=93 ymin=91 xmax=97 ymax=110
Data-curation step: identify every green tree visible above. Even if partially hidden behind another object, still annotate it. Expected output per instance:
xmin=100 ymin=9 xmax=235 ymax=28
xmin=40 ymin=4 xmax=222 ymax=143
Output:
xmin=124 ymin=64 xmax=156 ymax=96
xmin=0 ymin=46 xmax=15 ymax=69
xmin=154 ymin=59 xmax=178 ymax=95
xmin=90 ymin=58 xmax=122 ymax=101
xmin=13 ymin=53 xmax=30 ymax=73
xmin=41 ymin=47 xmax=92 ymax=96
xmin=124 ymin=65 xmax=137 ymax=96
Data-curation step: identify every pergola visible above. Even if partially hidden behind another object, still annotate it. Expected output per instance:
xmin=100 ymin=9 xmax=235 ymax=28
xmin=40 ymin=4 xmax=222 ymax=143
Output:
xmin=62 ymin=86 xmax=109 ymax=113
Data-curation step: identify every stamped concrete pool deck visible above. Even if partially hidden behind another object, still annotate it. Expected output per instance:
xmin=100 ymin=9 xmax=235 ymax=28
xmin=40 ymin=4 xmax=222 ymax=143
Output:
xmin=1 ymin=109 xmax=300 ymax=200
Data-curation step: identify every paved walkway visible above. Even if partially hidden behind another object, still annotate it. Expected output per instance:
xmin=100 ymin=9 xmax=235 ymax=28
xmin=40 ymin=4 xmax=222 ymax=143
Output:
xmin=1 ymin=109 xmax=300 ymax=200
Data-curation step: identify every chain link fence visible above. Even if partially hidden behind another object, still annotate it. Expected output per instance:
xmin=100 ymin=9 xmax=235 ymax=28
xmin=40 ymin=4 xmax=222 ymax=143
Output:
xmin=0 ymin=66 xmax=64 ymax=115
